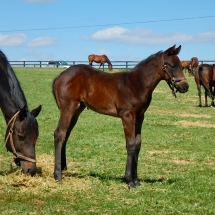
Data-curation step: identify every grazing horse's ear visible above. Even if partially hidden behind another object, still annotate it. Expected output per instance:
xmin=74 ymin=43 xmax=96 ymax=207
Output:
xmin=31 ymin=105 xmax=42 ymax=118
xmin=164 ymin=45 xmax=181 ymax=56
xmin=19 ymin=105 xmax=27 ymax=121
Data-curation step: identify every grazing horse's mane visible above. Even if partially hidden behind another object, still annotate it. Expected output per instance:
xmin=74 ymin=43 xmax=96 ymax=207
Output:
xmin=135 ymin=51 xmax=163 ymax=68
xmin=103 ymin=55 xmax=111 ymax=65
xmin=0 ymin=50 xmax=27 ymax=109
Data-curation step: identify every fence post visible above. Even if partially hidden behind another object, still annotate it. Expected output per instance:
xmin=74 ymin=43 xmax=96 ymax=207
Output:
xmin=126 ymin=61 xmax=128 ymax=70
xmin=40 ymin=61 xmax=42 ymax=68
xmin=23 ymin=61 xmax=25 ymax=67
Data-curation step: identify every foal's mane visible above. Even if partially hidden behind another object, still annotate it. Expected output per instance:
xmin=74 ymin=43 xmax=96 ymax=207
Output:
xmin=134 ymin=51 xmax=163 ymax=68
xmin=0 ymin=50 xmax=28 ymax=109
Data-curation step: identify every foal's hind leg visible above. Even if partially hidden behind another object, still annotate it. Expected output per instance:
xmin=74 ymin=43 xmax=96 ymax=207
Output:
xmin=54 ymin=102 xmax=85 ymax=181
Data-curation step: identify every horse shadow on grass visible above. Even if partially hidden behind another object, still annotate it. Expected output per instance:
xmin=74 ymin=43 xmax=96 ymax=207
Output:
xmin=143 ymin=177 xmax=177 ymax=184
xmin=62 ymin=171 xmax=178 ymax=185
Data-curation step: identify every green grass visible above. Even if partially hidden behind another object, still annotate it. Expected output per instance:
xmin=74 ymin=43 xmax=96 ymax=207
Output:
xmin=0 ymin=68 xmax=215 ymax=214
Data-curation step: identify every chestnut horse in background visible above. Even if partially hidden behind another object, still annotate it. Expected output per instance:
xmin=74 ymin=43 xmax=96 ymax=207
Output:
xmin=53 ymin=45 xmax=189 ymax=187
xmin=181 ymin=60 xmax=192 ymax=76
xmin=195 ymin=64 xmax=215 ymax=107
xmin=189 ymin=57 xmax=199 ymax=76
xmin=88 ymin=54 xmax=112 ymax=71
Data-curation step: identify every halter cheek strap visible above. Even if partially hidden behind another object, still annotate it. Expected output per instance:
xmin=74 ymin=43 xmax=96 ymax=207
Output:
xmin=4 ymin=111 xmax=36 ymax=163
xmin=162 ymin=57 xmax=186 ymax=98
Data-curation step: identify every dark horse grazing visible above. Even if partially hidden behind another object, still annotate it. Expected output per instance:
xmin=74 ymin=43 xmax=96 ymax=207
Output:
xmin=195 ymin=64 xmax=215 ymax=106
xmin=53 ymin=45 xmax=189 ymax=187
xmin=0 ymin=50 xmax=41 ymax=175
xmin=88 ymin=54 xmax=112 ymax=71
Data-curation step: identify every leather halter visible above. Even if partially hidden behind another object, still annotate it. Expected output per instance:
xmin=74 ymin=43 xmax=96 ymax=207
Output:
xmin=4 ymin=110 xmax=36 ymax=163
xmin=162 ymin=56 xmax=186 ymax=98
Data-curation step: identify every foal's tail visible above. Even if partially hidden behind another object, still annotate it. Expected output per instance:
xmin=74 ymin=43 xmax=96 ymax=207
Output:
xmin=52 ymin=77 xmax=60 ymax=109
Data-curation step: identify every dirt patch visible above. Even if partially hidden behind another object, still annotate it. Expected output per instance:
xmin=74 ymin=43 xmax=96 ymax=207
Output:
xmin=147 ymin=150 xmax=170 ymax=156
xmin=177 ymin=113 xmax=211 ymax=119
xmin=172 ymin=159 xmax=196 ymax=165
xmin=175 ymin=120 xmax=215 ymax=128
xmin=153 ymin=89 xmax=166 ymax=93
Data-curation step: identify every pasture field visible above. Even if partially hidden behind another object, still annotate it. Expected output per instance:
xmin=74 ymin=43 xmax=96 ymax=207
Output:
xmin=0 ymin=67 xmax=215 ymax=215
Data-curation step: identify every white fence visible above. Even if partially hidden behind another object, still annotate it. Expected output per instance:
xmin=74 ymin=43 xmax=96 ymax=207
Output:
xmin=9 ymin=60 xmax=215 ymax=70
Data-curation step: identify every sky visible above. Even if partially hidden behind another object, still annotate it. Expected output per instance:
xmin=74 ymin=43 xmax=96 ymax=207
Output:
xmin=1 ymin=0 xmax=215 ymax=63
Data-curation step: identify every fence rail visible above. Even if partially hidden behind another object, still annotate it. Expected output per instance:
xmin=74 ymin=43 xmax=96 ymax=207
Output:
xmin=9 ymin=60 xmax=215 ymax=70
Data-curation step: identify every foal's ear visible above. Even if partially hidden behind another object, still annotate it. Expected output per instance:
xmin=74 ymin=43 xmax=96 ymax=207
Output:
xmin=31 ymin=105 xmax=42 ymax=118
xmin=175 ymin=45 xmax=181 ymax=55
xmin=164 ymin=45 xmax=181 ymax=56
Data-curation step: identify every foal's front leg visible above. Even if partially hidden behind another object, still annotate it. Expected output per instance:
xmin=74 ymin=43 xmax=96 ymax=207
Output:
xmin=54 ymin=104 xmax=85 ymax=181
xmin=121 ymin=111 xmax=142 ymax=187
xmin=54 ymin=118 xmax=70 ymax=181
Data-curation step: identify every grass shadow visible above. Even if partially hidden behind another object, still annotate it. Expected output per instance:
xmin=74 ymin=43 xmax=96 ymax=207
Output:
xmin=88 ymin=172 xmax=124 ymax=183
xmin=144 ymin=177 xmax=177 ymax=184
xmin=0 ymin=167 xmax=20 ymax=176
xmin=61 ymin=170 xmax=124 ymax=183
xmin=62 ymin=171 xmax=178 ymax=185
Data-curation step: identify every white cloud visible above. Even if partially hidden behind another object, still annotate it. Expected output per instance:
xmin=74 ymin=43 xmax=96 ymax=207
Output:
xmin=0 ymin=33 xmax=26 ymax=46
xmin=91 ymin=49 xmax=112 ymax=56
xmin=26 ymin=51 xmax=53 ymax=60
xmin=27 ymin=37 xmax=58 ymax=47
xmin=85 ymin=26 xmax=215 ymax=45
xmin=23 ymin=0 xmax=58 ymax=3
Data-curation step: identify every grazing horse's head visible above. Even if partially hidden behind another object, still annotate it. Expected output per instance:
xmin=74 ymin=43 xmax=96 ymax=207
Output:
xmin=162 ymin=45 xmax=189 ymax=95
xmin=108 ymin=63 xmax=113 ymax=71
xmin=5 ymin=105 xmax=41 ymax=176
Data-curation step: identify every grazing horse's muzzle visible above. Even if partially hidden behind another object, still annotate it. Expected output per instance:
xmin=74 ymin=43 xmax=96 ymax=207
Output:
xmin=14 ymin=158 xmax=37 ymax=176
xmin=175 ymin=80 xmax=189 ymax=93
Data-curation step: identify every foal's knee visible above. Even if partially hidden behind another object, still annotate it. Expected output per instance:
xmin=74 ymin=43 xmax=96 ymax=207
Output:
xmin=54 ymin=128 xmax=66 ymax=146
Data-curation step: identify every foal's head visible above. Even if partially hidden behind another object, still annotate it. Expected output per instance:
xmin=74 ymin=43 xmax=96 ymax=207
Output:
xmin=162 ymin=45 xmax=189 ymax=94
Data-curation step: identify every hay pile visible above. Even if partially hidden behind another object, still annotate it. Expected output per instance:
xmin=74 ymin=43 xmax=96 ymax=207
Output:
xmin=0 ymin=154 xmax=92 ymax=194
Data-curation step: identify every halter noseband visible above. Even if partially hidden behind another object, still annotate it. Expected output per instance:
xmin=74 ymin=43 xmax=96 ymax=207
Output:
xmin=4 ymin=111 xmax=36 ymax=163
xmin=162 ymin=55 xmax=186 ymax=98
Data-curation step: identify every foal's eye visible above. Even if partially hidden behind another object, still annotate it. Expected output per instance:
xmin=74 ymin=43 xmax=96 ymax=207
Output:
xmin=18 ymin=135 xmax=25 ymax=141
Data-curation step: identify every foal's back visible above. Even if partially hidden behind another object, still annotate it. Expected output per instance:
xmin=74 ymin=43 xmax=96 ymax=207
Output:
xmin=53 ymin=64 xmax=143 ymax=117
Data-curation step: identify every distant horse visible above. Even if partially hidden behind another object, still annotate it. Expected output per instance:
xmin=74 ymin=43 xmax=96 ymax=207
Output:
xmin=88 ymin=54 xmax=112 ymax=71
xmin=195 ymin=64 xmax=215 ymax=106
xmin=0 ymin=50 xmax=41 ymax=175
xmin=181 ymin=60 xmax=192 ymax=76
xmin=53 ymin=45 xmax=188 ymax=187
xmin=189 ymin=57 xmax=199 ymax=76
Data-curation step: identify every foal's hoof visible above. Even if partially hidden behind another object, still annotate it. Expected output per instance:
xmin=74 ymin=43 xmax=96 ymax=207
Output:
xmin=134 ymin=179 xmax=141 ymax=186
xmin=54 ymin=172 xmax=62 ymax=182
xmin=127 ymin=179 xmax=141 ymax=188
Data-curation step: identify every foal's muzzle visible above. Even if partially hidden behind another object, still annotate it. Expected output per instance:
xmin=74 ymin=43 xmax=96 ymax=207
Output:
xmin=174 ymin=80 xmax=189 ymax=93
